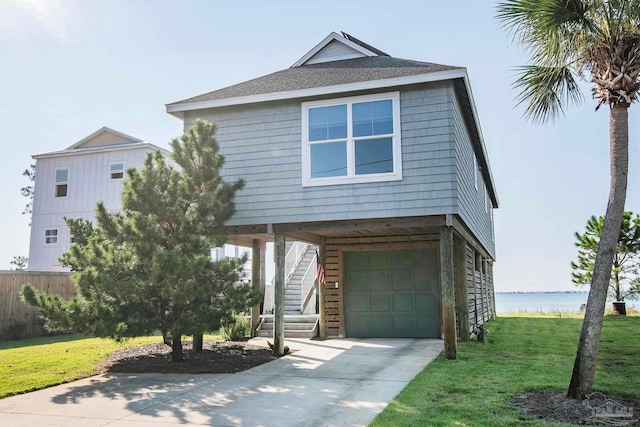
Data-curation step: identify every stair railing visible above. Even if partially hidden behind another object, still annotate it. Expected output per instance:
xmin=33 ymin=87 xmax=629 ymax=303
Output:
xmin=300 ymin=251 xmax=318 ymax=314
xmin=284 ymin=241 xmax=308 ymax=284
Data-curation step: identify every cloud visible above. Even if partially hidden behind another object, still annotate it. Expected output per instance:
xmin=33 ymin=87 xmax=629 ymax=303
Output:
xmin=8 ymin=0 xmax=76 ymax=42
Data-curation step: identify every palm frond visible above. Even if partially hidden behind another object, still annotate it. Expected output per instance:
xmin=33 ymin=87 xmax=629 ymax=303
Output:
xmin=497 ymin=0 xmax=594 ymax=41
xmin=514 ymin=65 xmax=584 ymax=123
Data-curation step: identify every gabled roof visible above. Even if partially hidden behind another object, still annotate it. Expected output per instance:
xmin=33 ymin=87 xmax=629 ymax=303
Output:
xmin=290 ymin=31 xmax=388 ymax=67
xmin=67 ymin=126 xmax=143 ymax=150
xmin=165 ymin=31 xmax=498 ymax=208
xmin=33 ymin=127 xmax=169 ymax=159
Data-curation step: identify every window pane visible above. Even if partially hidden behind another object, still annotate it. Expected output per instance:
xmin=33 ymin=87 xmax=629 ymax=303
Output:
xmin=56 ymin=169 xmax=68 ymax=183
xmin=56 ymin=184 xmax=68 ymax=197
xmin=311 ymin=141 xmax=347 ymax=178
xmin=355 ymin=137 xmax=394 ymax=175
xmin=45 ymin=229 xmax=58 ymax=244
xmin=111 ymin=163 xmax=124 ymax=179
xmin=353 ymin=100 xmax=393 ymax=137
xmin=309 ymin=105 xmax=347 ymax=141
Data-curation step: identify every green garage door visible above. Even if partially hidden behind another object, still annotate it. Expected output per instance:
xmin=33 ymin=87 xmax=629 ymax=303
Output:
xmin=345 ymin=248 xmax=440 ymax=338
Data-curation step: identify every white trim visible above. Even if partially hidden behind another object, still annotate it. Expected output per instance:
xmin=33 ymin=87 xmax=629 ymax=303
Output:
xmin=301 ymin=91 xmax=402 ymax=187
xmin=291 ymin=32 xmax=378 ymax=68
xmin=305 ymin=53 xmax=365 ymax=65
xmin=44 ymin=228 xmax=59 ymax=245
xmin=484 ymin=187 xmax=488 ymax=213
xmin=473 ymin=154 xmax=478 ymax=191
xmin=166 ymin=69 xmax=468 ymax=116
xmin=109 ymin=161 xmax=125 ymax=180
xmin=67 ymin=126 xmax=142 ymax=150
xmin=54 ymin=167 xmax=69 ymax=198
xmin=33 ymin=142 xmax=170 ymax=159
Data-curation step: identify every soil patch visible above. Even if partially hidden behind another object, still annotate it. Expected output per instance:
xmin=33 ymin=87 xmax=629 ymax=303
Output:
xmin=513 ymin=389 xmax=640 ymax=425
xmin=97 ymin=340 xmax=278 ymax=374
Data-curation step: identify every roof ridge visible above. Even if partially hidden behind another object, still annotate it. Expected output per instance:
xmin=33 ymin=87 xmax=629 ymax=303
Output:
xmin=340 ymin=32 xmax=389 ymax=57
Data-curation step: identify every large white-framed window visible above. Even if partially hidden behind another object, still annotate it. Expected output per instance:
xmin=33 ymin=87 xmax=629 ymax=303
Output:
xmin=45 ymin=228 xmax=58 ymax=245
xmin=55 ymin=168 xmax=69 ymax=198
xmin=110 ymin=162 xmax=124 ymax=180
xmin=301 ymin=92 xmax=402 ymax=187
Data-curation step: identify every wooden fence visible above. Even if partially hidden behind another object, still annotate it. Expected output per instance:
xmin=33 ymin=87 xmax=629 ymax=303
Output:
xmin=0 ymin=271 xmax=75 ymax=340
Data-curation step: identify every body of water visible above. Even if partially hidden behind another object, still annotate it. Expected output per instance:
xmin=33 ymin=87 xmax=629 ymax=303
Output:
xmin=495 ymin=292 xmax=637 ymax=313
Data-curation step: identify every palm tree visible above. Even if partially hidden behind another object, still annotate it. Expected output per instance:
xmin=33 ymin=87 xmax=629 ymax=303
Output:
xmin=497 ymin=0 xmax=640 ymax=399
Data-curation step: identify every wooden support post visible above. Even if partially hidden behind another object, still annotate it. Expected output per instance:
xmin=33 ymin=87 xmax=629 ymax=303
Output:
xmin=251 ymin=239 xmax=261 ymax=337
xmin=260 ymin=242 xmax=266 ymax=314
xmin=482 ymin=259 xmax=490 ymax=322
xmin=473 ymin=251 xmax=479 ymax=326
xmin=454 ymin=234 xmax=470 ymax=341
xmin=489 ymin=262 xmax=496 ymax=319
xmin=273 ymin=233 xmax=286 ymax=356
xmin=440 ymin=226 xmax=457 ymax=359
xmin=318 ymin=238 xmax=327 ymax=339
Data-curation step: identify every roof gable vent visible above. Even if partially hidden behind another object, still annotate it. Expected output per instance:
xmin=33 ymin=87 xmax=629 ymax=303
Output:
xmin=292 ymin=31 xmax=387 ymax=67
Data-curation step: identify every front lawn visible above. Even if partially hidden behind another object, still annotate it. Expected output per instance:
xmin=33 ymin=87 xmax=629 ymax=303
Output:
xmin=0 ymin=333 xmax=217 ymax=398
xmin=371 ymin=315 xmax=640 ymax=426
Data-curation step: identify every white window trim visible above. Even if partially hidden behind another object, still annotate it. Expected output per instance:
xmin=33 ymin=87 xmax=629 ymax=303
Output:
xmin=54 ymin=167 xmax=69 ymax=198
xmin=491 ymin=209 xmax=495 ymax=243
xmin=109 ymin=161 xmax=125 ymax=180
xmin=45 ymin=228 xmax=59 ymax=245
xmin=485 ymin=188 xmax=489 ymax=213
xmin=301 ymin=91 xmax=402 ymax=187
xmin=473 ymin=155 xmax=478 ymax=191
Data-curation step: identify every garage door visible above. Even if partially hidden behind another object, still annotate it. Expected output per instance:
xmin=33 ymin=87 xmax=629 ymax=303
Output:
xmin=345 ymin=248 xmax=440 ymax=338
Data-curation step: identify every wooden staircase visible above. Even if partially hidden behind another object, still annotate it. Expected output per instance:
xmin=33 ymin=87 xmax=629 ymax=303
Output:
xmin=285 ymin=246 xmax=317 ymax=314
xmin=255 ymin=314 xmax=318 ymax=339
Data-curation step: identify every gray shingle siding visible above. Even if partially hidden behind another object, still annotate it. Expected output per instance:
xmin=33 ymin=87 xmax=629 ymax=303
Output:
xmin=184 ymin=81 xmax=460 ymax=226
xmin=452 ymin=96 xmax=496 ymax=259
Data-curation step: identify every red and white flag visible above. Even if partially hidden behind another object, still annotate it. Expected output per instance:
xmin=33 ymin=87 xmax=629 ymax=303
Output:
xmin=316 ymin=251 xmax=326 ymax=286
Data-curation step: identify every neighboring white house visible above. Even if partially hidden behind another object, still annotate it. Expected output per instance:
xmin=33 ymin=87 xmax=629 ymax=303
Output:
xmin=28 ymin=126 xmax=255 ymax=275
xmin=28 ymin=127 xmax=169 ymax=271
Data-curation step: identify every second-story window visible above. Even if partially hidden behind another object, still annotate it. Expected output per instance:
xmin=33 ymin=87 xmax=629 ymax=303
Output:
xmin=110 ymin=162 xmax=124 ymax=180
xmin=45 ymin=229 xmax=58 ymax=245
xmin=302 ymin=92 xmax=402 ymax=187
xmin=55 ymin=168 xmax=68 ymax=198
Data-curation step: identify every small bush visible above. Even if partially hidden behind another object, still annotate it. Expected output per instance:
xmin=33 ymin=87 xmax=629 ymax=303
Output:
xmin=221 ymin=313 xmax=250 ymax=341
xmin=6 ymin=322 xmax=27 ymax=341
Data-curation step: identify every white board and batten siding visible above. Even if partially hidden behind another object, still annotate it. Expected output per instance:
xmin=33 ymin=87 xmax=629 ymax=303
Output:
xmin=28 ymin=147 xmax=156 ymax=271
xmin=184 ymin=81 xmax=459 ymax=226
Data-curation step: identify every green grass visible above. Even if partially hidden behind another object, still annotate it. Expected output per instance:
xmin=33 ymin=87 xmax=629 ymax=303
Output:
xmin=0 ymin=333 xmax=219 ymax=398
xmin=371 ymin=315 xmax=640 ymax=427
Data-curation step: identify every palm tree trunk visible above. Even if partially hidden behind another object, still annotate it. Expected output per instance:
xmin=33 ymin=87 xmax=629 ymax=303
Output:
xmin=567 ymin=104 xmax=629 ymax=399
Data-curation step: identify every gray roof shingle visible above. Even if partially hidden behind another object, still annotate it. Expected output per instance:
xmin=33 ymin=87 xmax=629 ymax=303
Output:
xmin=167 ymin=56 xmax=461 ymax=106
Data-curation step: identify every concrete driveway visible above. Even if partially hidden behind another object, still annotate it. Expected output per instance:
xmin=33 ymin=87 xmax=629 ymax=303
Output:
xmin=0 ymin=337 xmax=442 ymax=427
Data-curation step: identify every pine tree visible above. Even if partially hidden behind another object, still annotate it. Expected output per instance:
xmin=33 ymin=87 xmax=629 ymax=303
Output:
xmin=22 ymin=120 xmax=259 ymax=362
xmin=571 ymin=212 xmax=640 ymax=302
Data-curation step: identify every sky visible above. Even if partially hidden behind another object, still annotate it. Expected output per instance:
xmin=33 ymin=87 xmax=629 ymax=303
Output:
xmin=1 ymin=0 xmax=639 ymax=292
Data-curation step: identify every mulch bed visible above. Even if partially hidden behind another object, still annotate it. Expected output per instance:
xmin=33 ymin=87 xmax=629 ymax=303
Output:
xmin=513 ymin=389 xmax=640 ymax=425
xmin=97 ymin=340 xmax=278 ymax=374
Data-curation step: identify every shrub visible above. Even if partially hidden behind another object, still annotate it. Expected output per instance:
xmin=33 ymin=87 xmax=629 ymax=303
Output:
xmin=221 ymin=313 xmax=250 ymax=341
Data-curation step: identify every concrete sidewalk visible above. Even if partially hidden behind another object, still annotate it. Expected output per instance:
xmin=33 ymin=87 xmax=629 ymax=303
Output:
xmin=0 ymin=338 xmax=442 ymax=427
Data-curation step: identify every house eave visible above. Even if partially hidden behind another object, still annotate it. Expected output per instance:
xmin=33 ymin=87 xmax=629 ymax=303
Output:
xmin=453 ymin=77 xmax=499 ymax=208
xmin=32 ymin=142 xmax=170 ymax=160
xmin=165 ymin=68 xmax=468 ymax=118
